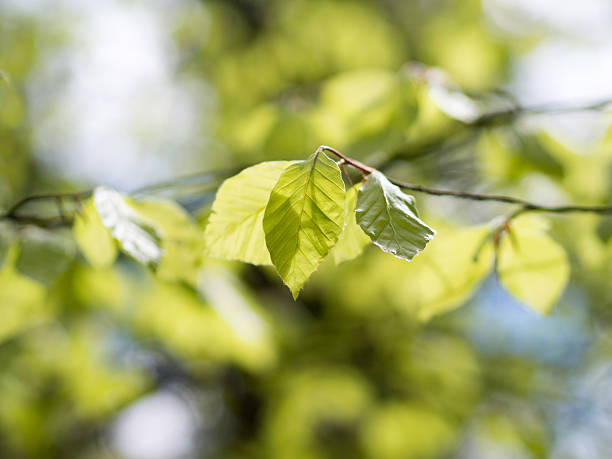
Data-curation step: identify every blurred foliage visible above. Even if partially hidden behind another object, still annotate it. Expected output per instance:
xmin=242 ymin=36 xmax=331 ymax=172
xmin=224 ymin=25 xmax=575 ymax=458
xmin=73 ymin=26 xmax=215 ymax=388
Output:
xmin=0 ymin=1 xmax=612 ymax=458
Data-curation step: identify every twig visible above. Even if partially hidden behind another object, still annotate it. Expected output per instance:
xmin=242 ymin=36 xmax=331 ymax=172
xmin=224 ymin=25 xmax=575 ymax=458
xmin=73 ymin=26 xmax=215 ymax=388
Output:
xmin=318 ymin=146 xmax=612 ymax=216
xmin=3 ymin=130 xmax=612 ymax=229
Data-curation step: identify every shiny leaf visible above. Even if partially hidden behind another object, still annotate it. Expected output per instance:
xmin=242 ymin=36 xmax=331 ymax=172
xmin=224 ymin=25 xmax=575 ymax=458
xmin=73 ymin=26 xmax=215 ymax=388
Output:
xmin=356 ymin=170 xmax=435 ymax=261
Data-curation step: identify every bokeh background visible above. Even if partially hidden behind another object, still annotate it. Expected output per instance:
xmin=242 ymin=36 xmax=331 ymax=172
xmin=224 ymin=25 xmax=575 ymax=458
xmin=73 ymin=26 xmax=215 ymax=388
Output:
xmin=2 ymin=0 xmax=612 ymax=458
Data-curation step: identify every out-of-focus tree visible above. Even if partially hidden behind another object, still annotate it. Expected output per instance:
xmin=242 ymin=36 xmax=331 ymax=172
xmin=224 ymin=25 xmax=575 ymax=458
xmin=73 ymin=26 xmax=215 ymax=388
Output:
xmin=1 ymin=1 xmax=612 ymax=458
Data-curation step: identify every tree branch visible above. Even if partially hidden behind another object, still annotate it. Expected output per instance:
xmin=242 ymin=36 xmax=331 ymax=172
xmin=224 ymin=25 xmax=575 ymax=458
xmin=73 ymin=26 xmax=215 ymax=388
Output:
xmin=3 ymin=95 xmax=612 ymax=231
xmin=318 ymin=146 xmax=612 ymax=216
xmin=383 ymin=96 xmax=612 ymax=164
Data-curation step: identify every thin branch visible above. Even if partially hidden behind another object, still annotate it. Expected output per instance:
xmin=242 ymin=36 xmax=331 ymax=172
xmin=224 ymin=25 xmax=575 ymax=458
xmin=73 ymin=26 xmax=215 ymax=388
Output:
xmin=317 ymin=145 xmax=374 ymax=173
xmin=1 ymin=191 xmax=92 ymax=226
xmin=319 ymin=146 xmax=612 ymax=216
xmin=4 ymin=112 xmax=612 ymax=229
xmin=384 ymin=97 xmax=612 ymax=164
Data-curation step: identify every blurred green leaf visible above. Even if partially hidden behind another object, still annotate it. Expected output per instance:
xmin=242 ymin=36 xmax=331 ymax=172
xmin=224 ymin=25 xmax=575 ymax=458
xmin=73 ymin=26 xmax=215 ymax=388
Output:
xmin=356 ymin=170 xmax=435 ymax=261
xmin=361 ymin=403 xmax=456 ymax=459
xmin=264 ymin=367 xmax=372 ymax=458
xmin=94 ymin=186 xmax=204 ymax=283
xmin=0 ymin=245 xmax=48 ymax=343
xmin=129 ymin=198 xmax=204 ymax=285
xmin=424 ymin=67 xmax=482 ymax=123
xmin=498 ymin=216 xmax=570 ymax=314
xmin=263 ymin=151 xmax=345 ymax=298
xmin=387 ymin=224 xmax=494 ymax=320
xmin=331 ymin=183 xmax=370 ymax=265
xmin=93 ymin=186 xmax=163 ymax=267
xmin=0 ymin=80 xmax=25 ymax=128
xmin=73 ymin=199 xmax=118 ymax=268
xmin=15 ymin=227 xmax=75 ymax=286
xmin=204 ymin=161 xmax=294 ymax=265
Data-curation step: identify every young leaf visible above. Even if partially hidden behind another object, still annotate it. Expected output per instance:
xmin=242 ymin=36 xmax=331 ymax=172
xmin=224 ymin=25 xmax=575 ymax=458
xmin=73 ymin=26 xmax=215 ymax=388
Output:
xmin=497 ymin=216 xmax=569 ymax=314
xmin=331 ymin=183 xmax=370 ymax=265
xmin=204 ymin=161 xmax=294 ymax=265
xmin=73 ymin=199 xmax=118 ymax=268
xmin=356 ymin=170 xmax=434 ymax=261
xmin=93 ymin=186 xmax=163 ymax=267
xmin=263 ymin=151 xmax=345 ymax=298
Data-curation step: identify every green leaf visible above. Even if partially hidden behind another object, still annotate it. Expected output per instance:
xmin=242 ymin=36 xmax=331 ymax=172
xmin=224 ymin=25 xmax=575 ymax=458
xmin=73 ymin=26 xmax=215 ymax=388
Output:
xmin=263 ymin=151 xmax=346 ymax=298
xmin=362 ymin=403 xmax=455 ymax=459
xmin=94 ymin=186 xmax=204 ymax=283
xmin=497 ymin=216 xmax=570 ymax=314
xmin=331 ymin=183 xmax=370 ymax=265
xmin=15 ymin=227 xmax=76 ymax=286
xmin=355 ymin=170 xmax=435 ymax=261
xmin=0 ymin=245 xmax=48 ymax=343
xmin=73 ymin=199 xmax=118 ymax=268
xmin=129 ymin=198 xmax=205 ymax=285
xmin=204 ymin=161 xmax=293 ymax=265
xmin=386 ymin=224 xmax=494 ymax=321
xmin=93 ymin=186 xmax=163 ymax=267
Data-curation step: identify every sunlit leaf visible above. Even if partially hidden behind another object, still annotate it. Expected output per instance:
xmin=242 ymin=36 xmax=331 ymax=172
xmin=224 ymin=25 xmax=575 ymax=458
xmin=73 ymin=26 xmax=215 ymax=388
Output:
xmin=93 ymin=186 xmax=162 ymax=267
xmin=204 ymin=161 xmax=293 ymax=265
xmin=263 ymin=151 xmax=345 ymax=298
xmin=498 ymin=216 xmax=570 ymax=314
xmin=73 ymin=199 xmax=117 ymax=268
xmin=331 ymin=183 xmax=370 ymax=265
xmin=129 ymin=198 xmax=204 ymax=285
xmin=94 ymin=186 xmax=204 ymax=283
xmin=356 ymin=170 xmax=435 ymax=261
xmin=387 ymin=224 xmax=494 ymax=321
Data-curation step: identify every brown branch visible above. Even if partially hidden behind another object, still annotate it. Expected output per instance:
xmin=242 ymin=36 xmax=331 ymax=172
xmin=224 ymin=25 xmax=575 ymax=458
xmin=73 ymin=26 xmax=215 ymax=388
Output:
xmin=4 ymin=191 xmax=91 ymax=216
xmin=318 ymin=146 xmax=612 ymax=216
xmin=3 ymin=131 xmax=612 ymax=230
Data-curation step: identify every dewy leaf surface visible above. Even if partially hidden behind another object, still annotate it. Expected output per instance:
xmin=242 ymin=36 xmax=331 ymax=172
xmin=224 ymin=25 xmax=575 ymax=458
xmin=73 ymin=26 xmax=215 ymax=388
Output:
xmin=263 ymin=152 xmax=345 ymax=298
xmin=204 ymin=161 xmax=293 ymax=265
xmin=497 ymin=216 xmax=569 ymax=314
xmin=331 ymin=183 xmax=371 ymax=265
xmin=356 ymin=170 xmax=435 ymax=261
